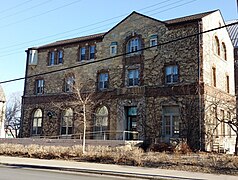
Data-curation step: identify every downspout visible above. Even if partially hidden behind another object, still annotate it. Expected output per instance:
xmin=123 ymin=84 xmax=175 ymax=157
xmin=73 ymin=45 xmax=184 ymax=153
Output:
xmin=19 ymin=49 xmax=30 ymax=138
xmin=197 ymin=21 xmax=202 ymax=151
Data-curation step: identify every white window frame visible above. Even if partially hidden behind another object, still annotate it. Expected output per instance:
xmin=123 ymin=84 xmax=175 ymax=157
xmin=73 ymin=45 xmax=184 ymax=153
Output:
xmin=150 ymin=35 xmax=158 ymax=47
xmin=28 ymin=49 xmax=38 ymax=65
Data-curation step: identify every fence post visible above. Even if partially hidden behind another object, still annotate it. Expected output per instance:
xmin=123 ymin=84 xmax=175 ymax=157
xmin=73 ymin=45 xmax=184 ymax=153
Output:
xmin=123 ymin=131 xmax=125 ymax=141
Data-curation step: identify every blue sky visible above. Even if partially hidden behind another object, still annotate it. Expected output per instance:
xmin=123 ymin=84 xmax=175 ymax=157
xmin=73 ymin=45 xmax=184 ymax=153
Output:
xmin=0 ymin=0 xmax=237 ymax=99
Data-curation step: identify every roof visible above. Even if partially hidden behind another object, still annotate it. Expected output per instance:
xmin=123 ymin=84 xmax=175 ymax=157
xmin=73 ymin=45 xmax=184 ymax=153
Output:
xmin=36 ymin=32 xmax=105 ymax=49
xmin=33 ymin=10 xmax=218 ymax=49
xmin=0 ymin=85 xmax=6 ymax=102
xmin=226 ymin=20 xmax=238 ymax=47
xmin=165 ymin=10 xmax=218 ymax=25
xmin=104 ymin=11 xmax=166 ymax=37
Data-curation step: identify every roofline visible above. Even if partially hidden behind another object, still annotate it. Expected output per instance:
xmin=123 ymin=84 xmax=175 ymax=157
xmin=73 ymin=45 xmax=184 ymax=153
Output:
xmin=104 ymin=11 xmax=167 ymax=37
xmin=165 ymin=9 xmax=218 ymax=26
xmin=30 ymin=33 xmax=105 ymax=50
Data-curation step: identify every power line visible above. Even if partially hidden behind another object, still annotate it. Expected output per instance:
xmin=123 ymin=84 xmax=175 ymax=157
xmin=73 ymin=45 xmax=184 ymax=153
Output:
xmin=1 ymin=21 xmax=237 ymax=84
xmin=0 ymin=0 xmax=53 ymax=21
xmin=0 ymin=0 xmax=199 ymax=56
xmin=0 ymin=0 xmax=33 ymax=14
xmin=0 ymin=0 xmax=83 ymax=29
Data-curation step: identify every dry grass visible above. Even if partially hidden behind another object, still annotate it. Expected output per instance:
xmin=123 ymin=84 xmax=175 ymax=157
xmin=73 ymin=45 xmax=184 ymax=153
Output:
xmin=0 ymin=143 xmax=237 ymax=175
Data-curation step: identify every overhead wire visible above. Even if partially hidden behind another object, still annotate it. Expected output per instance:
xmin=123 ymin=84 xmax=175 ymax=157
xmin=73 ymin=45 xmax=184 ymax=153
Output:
xmin=0 ymin=0 xmax=199 ymax=56
xmin=0 ymin=0 xmax=34 ymax=14
xmin=0 ymin=21 xmax=237 ymax=84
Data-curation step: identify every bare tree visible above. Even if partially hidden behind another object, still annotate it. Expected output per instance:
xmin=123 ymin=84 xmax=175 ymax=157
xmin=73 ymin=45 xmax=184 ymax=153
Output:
xmin=50 ymin=77 xmax=95 ymax=154
xmin=204 ymin=92 xmax=237 ymax=155
xmin=5 ymin=92 xmax=22 ymax=138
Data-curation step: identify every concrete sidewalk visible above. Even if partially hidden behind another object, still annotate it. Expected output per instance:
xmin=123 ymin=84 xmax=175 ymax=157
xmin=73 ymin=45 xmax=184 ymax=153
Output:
xmin=0 ymin=156 xmax=236 ymax=180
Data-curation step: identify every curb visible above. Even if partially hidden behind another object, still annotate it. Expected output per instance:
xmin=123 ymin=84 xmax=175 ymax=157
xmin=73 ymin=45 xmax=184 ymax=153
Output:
xmin=0 ymin=163 xmax=201 ymax=180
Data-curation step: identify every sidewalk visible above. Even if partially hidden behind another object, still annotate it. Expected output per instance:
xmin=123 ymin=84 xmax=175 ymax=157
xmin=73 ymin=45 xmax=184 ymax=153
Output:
xmin=0 ymin=156 xmax=236 ymax=180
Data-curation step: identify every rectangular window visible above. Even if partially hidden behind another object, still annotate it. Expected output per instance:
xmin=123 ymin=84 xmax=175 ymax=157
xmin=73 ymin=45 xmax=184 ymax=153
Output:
xmin=65 ymin=77 xmax=74 ymax=92
xmin=98 ymin=73 xmax=109 ymax=90
xmin=212 ymin=67 xmax=216 ymax=87
xmin=80 ymin=47 xmax=86 ymax=61
xmin=58 ymin=50 xmax=63 ymax=64
xmin=89 ymin=46 xmax=95 ymax=59
xmin=227 ymin=112 xmax=232 ymax=138
xmin=162 ymin=106 xmax=180 ymax=138
xmin=226 ymin=75 xmax=229 ymax=93
xmin=128 ymin=69 xmax=139 ymax=86
xmin=165 ymin=65 xmax=178 ymax=84
xmin=28 ymin=50 xmax=38 ymax=65
xmin=110 ymin=42 xmax=117 ymax=56
xmin=49 ymin=52 xmax=55 ymax=66
xmin=36 ymin=79 xmax=44 ymax=94
xmin=220 ymin=110 xmax=225 ymax=137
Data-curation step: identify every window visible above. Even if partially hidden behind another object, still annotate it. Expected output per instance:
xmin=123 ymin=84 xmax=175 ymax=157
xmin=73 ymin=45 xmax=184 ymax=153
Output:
xmin=226 ymin=75 xmax=229 ymax=93
xmin=98 ymin=73 xmax=109 ymax=90
xmin=220 ymin=110 xmax=225 ymax=137
xmin=214 ymin=36 xmax=220 ymax=56
xmin=127 ymin=37 xmax=141 ymax=54
xmin=110 ymin=42 xmax=117 ymax=56
xmin=165 ymin=65 xmax=178 ymax=84
xmin=61 ymin=108 xmax=73 ymax=135
xmin=48 ymin=50 xmax=63 ymax=66
xmin=89 ymin=46 xmax=95 ymax=59
xmin=49 ymin=52 xmax=55 ymax=66
xmin=94 ymin=106 xmax=108 ymax=139
xmin=213 ymin=107 xmax=218 ymax=137
xmin=227 ymin=112 xmax=232 ymax=138
xmin=128 ymin=69 xmax=139 ymax=86
xmin=150 ymin=35 xmax=158 ymax=47
xmin=80 ymin=47 xmax=86 ymax=61
xmin=36 ymin=79 xmax=44 ymax=94
xmin=212 ymin=67 xmax=216 ymax=87
xmin=65 ymin=76 xmax=75 ymax=92
xmin=162 ymin=106 xmax=180 ymax=138
xmin=32 ymin=109 xmax=43 ymax=136
xmin=58 ymin=50 xmax=63 ymax=64
xmin=221 ymin=42 xmax=227 ymax=60
xmin=28 ymin=49 xmax=38 ymax=65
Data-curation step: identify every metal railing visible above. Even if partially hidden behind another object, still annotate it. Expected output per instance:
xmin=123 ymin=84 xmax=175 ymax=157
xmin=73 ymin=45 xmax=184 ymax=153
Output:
xmin=31 ymin=130 xmax=140 ymax=141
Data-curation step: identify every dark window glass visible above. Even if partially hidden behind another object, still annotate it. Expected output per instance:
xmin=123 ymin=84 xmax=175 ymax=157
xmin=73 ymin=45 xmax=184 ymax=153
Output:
xmin=128 ymin=69 xmax=139 ymax=86
xmin=165 ymin=65 xmax=178 ymax=84
xmin=89 ymin=46 xmax=95 ymax=59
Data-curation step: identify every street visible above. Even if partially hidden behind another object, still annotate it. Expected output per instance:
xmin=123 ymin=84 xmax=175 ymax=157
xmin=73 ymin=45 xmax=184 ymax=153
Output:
xmin=0 ymin=165 xmax=139 ymax=180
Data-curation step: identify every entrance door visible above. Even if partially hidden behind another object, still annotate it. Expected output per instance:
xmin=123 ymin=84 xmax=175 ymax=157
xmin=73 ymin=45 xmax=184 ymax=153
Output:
xmin=125 ymin=107 xmax=137 ymax=140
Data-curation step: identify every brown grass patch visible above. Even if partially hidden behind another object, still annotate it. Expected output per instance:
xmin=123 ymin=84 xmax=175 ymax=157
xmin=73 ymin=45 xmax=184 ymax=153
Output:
xmin=0 ymin=143 xmax=237 ymax=175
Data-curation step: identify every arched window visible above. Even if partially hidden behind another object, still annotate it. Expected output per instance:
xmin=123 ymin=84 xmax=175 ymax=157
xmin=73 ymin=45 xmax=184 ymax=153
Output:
xmin=32 ymin=109 xmax=43 ymax=136
xmin=94 ymin=106 xmax=108 ymax=139
xmin=127 ymin=37 xmax=141 ymax=54
xmin=221 ymin=42 xmax=227 ymax=60
xmin=214 ymin=36 xmax=220 ymax=56
xmin=61 ymin=108 xmax=73 ymax=135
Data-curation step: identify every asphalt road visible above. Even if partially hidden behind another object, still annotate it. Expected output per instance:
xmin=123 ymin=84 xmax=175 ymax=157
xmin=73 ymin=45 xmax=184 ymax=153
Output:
xmin=0 ymin=165 xmax=138 ymax=180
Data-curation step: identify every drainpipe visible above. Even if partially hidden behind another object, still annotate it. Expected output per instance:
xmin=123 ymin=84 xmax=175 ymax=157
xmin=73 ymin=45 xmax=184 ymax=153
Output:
xmin=197 ymin=21 xmax=202 ymax=151
xmin=19 ymin=49 xmax=30 ymax=138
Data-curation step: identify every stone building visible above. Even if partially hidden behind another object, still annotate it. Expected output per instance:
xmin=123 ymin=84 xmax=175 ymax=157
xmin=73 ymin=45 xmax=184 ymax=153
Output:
xmin=0 ymin=85 xmax=6 ymax=138
xmin=21 ymin=10 xmax=236 ymax=153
